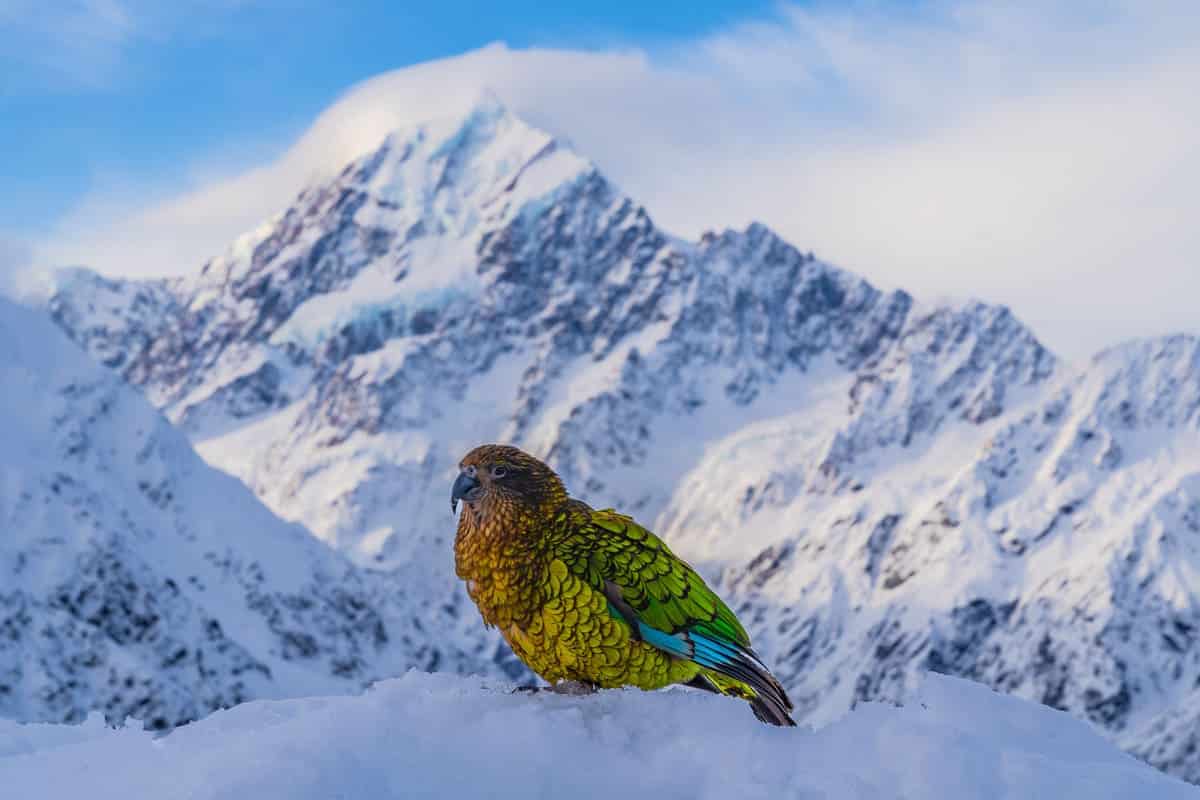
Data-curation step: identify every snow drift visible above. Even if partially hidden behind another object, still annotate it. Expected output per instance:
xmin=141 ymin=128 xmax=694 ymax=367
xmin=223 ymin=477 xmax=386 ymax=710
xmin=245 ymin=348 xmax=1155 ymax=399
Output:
xmin=1 ymin=672 xmax=1193 ymax=800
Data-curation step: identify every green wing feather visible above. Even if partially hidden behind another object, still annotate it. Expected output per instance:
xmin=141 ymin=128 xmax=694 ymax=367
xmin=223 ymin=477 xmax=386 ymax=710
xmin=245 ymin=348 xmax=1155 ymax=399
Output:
xmin=576 ymin=507 xmax=749 ymax=644
xmin=553 ymin=503 xmax=794 ymax=725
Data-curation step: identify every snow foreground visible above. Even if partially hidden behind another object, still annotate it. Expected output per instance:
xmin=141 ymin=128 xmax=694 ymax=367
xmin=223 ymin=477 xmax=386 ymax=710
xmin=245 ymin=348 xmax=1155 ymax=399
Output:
xmin=0 ymin=673 xmax=1192 ymax=800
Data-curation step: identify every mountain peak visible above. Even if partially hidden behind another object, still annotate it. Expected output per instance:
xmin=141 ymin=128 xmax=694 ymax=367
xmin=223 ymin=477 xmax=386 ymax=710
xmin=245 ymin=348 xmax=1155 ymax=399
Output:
xmin=354 ymin=92 xmax=592 ymax=217
xmin=174 ymin=94 xmax=599 ymax=357
xmin=370 ymin=90 xmax=537 ymax=161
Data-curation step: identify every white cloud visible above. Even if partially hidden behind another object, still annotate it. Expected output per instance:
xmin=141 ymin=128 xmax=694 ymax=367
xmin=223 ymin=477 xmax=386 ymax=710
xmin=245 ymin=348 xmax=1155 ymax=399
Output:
xmin=0 ymin=235 xmax=36 ymax=298
xmin=31 ymin=1 xmax=1200 ymax=360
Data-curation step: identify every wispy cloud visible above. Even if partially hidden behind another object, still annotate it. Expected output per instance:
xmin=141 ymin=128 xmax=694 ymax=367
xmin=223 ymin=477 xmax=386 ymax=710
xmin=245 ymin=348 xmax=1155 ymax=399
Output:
xmin=0 ymin=234 xmax=33 ymax=296
xmin=0 ymin=0 xmax=245 ymax=90
xmin=29 ymin=1 xmax=1200 ymax=359
xmin=1 ymin=1 xmax=126 ymax=88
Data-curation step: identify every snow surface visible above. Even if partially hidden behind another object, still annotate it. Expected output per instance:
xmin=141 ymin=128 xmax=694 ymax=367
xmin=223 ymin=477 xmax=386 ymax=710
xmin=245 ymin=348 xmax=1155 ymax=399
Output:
xmin=0 ymin=671 xmax=1192 ymax=800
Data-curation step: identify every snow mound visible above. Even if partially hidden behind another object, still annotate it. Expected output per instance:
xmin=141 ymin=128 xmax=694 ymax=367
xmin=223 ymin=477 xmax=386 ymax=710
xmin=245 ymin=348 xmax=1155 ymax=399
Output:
xmin=0 ymin=672 xmax=1192 ymax=800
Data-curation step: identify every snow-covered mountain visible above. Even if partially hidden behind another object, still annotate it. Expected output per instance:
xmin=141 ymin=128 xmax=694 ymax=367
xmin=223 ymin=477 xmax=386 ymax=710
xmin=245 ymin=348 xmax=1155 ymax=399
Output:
xmin=48 ymin=98 xmax=1052 ymax=566
xmin=669 ymin=333 xmax=1200 ymax=778
xmin=0 ymin=296 xmax=500 ymax=730
xmin=46 ymin=98 xmax=1200 ymax=780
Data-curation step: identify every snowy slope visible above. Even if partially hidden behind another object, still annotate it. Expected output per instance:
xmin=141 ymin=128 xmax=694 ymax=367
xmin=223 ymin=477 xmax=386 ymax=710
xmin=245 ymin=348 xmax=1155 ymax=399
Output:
xmin=663 ymin=334 xmax=1200 ymax=780
xmin=1 ymin=672 xmax=1194 ymax=800
xmin=45 ymin=99 xmax=1200 ymax=781
xmin=0 ymin=296 xmax=501 ymax=730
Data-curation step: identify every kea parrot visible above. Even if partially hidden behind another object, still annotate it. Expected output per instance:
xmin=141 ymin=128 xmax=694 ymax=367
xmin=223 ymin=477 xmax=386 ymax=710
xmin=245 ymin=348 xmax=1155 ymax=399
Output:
xmin=451 ymin=443 xmax=795 ymax=726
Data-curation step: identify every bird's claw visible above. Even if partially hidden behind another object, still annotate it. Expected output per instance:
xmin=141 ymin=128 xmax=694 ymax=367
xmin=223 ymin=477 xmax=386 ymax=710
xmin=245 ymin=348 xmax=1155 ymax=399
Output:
xmin=549 ymin=680 xmax=598 ymax=696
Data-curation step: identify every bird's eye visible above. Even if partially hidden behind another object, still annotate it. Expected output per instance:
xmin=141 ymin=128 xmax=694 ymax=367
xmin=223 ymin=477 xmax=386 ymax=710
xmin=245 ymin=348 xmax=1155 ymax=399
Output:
xmin=491 ymin=465 xmax=507 ymax=479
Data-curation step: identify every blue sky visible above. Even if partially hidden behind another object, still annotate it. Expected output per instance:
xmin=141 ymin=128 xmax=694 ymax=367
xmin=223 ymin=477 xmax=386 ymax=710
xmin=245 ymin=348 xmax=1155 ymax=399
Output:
xmin=2 ymin=1 xmax=1198 ymax=359
xmin=1 ymin=1 xmax=781 ymax=235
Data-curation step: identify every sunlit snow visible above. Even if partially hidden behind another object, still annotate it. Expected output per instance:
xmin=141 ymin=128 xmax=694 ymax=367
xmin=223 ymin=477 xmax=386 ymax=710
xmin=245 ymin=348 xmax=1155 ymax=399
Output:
xmin=1 ymin=672 xmax=1192 ymax=800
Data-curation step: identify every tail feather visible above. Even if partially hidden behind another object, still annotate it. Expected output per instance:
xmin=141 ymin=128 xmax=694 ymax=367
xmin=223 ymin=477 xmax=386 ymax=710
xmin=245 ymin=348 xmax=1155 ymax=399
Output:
xmin=749 ymin=692 xmax=796 ymax=728
xmin=687 ymin=632 xmax=796 ymax=727
xmin=633 ymin=618 xmax=795 ymax=726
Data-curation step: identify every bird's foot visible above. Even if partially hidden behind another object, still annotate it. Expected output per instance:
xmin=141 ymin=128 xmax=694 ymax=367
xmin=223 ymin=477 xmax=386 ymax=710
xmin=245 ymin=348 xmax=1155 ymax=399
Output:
xmin=549 ymin=680 xmax=598 ymax=696
xmin=511 ymin=684 xmax=543 ymax=694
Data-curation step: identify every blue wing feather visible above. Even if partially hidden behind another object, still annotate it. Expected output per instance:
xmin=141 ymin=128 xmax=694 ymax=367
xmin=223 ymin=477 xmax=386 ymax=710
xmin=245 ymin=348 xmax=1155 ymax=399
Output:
xmin=604 ymin=594 xmax=796 ymax=725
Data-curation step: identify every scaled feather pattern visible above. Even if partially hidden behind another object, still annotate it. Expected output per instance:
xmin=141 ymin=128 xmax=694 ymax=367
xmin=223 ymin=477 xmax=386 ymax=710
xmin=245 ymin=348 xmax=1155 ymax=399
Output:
xmin=452 ymin=444 xmax=795 ymax=726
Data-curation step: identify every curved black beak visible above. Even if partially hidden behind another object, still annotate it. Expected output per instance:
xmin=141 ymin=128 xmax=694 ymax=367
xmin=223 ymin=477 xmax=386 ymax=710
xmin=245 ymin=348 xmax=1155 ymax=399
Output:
xmin=451 ymin=471 xmax=480 ymax=514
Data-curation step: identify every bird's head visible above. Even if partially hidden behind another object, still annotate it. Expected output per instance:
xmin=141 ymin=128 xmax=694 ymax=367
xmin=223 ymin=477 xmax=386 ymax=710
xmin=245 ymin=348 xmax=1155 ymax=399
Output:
xmin=451 ymin=444 xmax=567 ymax=516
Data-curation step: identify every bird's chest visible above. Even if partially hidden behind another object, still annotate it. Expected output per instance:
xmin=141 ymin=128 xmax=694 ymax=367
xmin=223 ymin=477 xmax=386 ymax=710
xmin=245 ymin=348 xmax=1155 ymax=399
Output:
xmin=500 ymin=561 xmax=636 ymax=684
xmin=454 ymin=521 xmax=548 ymax=628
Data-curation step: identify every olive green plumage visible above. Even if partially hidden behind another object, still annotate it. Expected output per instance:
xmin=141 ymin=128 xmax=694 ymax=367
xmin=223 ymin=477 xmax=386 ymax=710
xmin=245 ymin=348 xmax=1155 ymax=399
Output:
xmin=451 ymin=444 xmax=795 ymax=726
